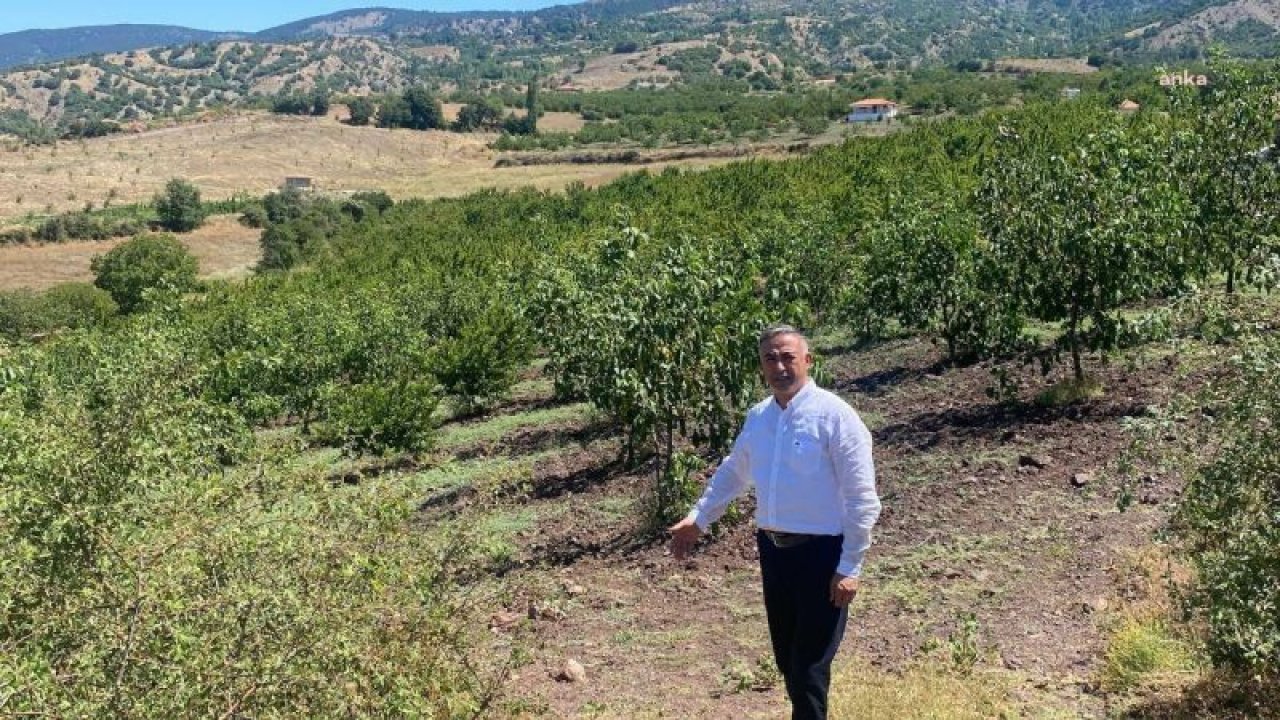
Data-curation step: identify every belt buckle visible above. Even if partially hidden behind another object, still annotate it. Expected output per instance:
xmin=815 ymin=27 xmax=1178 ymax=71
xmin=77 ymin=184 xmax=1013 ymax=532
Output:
xmin=765 ymin=530 xmax=809 ymax=548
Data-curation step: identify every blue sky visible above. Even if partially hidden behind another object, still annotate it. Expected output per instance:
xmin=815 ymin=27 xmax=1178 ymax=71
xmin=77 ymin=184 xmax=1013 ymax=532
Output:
xmin=1 ymin=1 xmax=573 ymax=35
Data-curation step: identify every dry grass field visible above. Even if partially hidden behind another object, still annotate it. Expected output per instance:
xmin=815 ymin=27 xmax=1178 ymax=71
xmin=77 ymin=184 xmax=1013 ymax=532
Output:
xmin=0 ymin=111 xmax=763 ymax=291
xmin=993 ymin=57 xmax=1099 ymax=74
xmin=0 ymin=214 xmax=260 ymax=291
xmin=569 ymin=41 xmax=700 ymax=90
xmin=0 ymin=111 xmax=716 ymax=223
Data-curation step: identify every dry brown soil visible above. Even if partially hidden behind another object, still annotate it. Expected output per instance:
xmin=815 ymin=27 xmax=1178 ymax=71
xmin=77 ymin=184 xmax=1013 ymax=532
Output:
xmin=0 ymin=111 xmax=734 ymax=224
xmin=993 ymin=58 xmax=1099 ymax=75
xmin=423 ymin=336 xmax=1192 ymax=718
xmin=0 ymin=214 xmax=259 ymax=291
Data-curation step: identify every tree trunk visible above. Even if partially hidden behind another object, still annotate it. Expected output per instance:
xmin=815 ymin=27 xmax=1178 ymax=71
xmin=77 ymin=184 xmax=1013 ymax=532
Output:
xmin=1068 ymin=301 xmax=1084 ymax=382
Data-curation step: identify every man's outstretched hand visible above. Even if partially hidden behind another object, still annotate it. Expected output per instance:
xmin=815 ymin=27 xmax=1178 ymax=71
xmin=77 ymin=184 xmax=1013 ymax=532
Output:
xmin=668 ymin=517 xmax=702 ymax=560
xmin=829 ymin=574 xmax=859 ymax=608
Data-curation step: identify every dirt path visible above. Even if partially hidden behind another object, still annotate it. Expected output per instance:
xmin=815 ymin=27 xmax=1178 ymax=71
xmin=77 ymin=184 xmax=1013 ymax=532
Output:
xmin=454 ymin=336 xmax=1186 ymax=718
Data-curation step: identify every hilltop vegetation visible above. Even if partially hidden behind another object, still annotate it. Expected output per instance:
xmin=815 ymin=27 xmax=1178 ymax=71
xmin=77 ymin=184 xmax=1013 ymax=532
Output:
xmin=2 ymin=0 xmax=1279 ymax=141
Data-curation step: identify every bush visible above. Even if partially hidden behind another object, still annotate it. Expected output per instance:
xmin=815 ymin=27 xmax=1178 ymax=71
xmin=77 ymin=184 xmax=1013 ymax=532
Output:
xmin=257 ymin=200 xmax=348 ymax=271
xmin=154 ymin=178 xmax=206 ymax=232
xmin=38 ymin=282 xmax=118 ymax=331
xmin=91 ymin=233 xmax=200 ymax=313
xmin=452 ymin=99 xmax=503 ymax=131
xmin=346 ymin=96 xmax=374 ymax=126
xmin=238 ymin=203 xmax=267 ymax=228
xmin=1174 ymin=336 xmax=1280 ymax=670
xmin=430 ymin=303 xmax=533 ymax=416
xmin=0 ymin=283 xmax=117 ymax=340
xmin=262 ymin=186 xmax=307 ymax=224
xmin=377 ymin=87 xmax=443 ymax=130
xmin=0 ymin=290 xmax=45 ymax=340
xmin=317 ymin=375 xmax=441 ymax=455
xmin=0 ymin=326 xmax=500 ymax=716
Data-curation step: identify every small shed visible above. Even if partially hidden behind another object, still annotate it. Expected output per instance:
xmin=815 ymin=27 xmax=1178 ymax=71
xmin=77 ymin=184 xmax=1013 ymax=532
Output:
xmin=845 ymin=98 xmax=898 ymax=123
xmin=1061 ymin=87 xmax=1081 ymax=100
xmin=283 ymin=176 xmax=313 ymax=191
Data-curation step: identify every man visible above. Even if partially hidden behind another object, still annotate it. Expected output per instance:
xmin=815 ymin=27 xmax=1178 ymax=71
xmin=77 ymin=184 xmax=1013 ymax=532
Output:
xmin=669 ymin=324 xmax=881 ymax=720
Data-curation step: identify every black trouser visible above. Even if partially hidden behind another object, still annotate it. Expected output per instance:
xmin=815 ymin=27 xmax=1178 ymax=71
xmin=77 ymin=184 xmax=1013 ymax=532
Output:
xmin=756 ymin=530 xmax=848 ymax=720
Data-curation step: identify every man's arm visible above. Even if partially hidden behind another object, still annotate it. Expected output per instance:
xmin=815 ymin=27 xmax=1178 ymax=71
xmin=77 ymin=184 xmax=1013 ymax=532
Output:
xmin=830 ymin=406 xmax=881 ymax=579
xmin=669 ymin=425 xmax=752 ymax=559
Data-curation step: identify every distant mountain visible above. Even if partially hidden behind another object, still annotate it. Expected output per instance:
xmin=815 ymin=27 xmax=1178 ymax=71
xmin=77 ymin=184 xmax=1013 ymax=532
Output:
xmin=1 ymin=0 xmax=1278 ymax=140
xmin=252 ymin=0 xmax=675 ymax=41
xmin=0 ymin=25 xmax=238 ymax=70
xmin=4 ymin=0 xmax=1278 ymax=74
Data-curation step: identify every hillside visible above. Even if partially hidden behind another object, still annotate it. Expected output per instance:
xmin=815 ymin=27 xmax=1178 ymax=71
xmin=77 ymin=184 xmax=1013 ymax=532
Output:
xmin=0 ymin=24 xmax=235 ymax=70
xmin=0 ymin=0 xmax=1275 ymax=119
xmin=0 ymin=37 xmax=417 ymax=128
xmin=1144 ymin=0 xmax=1280 ymax=55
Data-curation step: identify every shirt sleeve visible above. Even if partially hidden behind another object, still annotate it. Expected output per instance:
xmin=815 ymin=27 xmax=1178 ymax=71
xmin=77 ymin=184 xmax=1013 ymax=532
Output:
xmin=831 ymin=406 xmax=881 ymax=577
xmin=686 ymin=420 xmax=752 ymax=531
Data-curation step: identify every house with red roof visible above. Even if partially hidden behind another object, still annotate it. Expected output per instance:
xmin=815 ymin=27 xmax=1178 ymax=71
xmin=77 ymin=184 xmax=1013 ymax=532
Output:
xmin=845 ymin=98 xmax=898 ymax=123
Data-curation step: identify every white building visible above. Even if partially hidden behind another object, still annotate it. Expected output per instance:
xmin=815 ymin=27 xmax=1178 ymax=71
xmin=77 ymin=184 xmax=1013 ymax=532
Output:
xmin=845 ymin=98 xmax=899 ymax=123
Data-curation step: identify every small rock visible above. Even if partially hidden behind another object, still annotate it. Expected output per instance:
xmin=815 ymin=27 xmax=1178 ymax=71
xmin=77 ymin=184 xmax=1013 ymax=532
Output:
xmin=1071 ymin=472 xmax=1094 ymax=488
xmin=490 ymin=610 xmax=523 ymax=631
xmin=529 ymin=603 xmax=567 ymax=622
xmin=1082 ymin=597 xmax=1108 ymax=614
xmin=1004 ymin=656 xmax=1024 ymax=670
xmin=1018 ymin=454 xmax=1051 ymax=469
xmin=565 ymin=583 xmax=586 ymax=597
xmin=1001 ymin=430 xmax=1020 ymax=443
xmin=554 ymin=658 xmax=587 ymax=683
xmin=1140 ymin=493 xmax=1160 ymax=506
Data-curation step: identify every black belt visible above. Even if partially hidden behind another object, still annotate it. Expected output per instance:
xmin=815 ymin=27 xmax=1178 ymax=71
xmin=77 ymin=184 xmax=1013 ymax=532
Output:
xmin=761 ymin=529 xmax=826 ymax=548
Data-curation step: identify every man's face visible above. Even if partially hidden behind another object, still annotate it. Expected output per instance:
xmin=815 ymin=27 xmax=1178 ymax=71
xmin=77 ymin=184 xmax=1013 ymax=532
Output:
xmin=759 ymin=333 xmax=812 ymax=400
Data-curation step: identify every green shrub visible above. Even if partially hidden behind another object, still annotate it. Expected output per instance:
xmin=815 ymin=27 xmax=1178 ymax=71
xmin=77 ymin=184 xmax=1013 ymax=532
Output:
xmin=91 ymin=233 xmax=200 ymax=313
xmin=317 ymin=375 xmax=441 ymax=455
xmin=257 ymin=201 xmax=347 ymax=271
xmin=0 ymin=283 xmax=117 ymax=340
xmin=0 ymin=326 xmax=498 ymax=716
xmin=37 ymin=282 xmax=118 ymax=331
xmin=1175 ymin=336 xmax=1280 ymax=670
xmin=153 ymin=178 xmax=206 ymax=232
xmin=0 ymin=290 xmax=45 ymax=340
xmin=431 ymin=303 xmax=533 ymax=416
xmin=238 ymin=203 xmax=267 ymax=228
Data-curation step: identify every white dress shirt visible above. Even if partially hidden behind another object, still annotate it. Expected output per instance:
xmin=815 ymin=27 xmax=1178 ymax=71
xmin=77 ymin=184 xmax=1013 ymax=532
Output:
xmin=686 ymin=379 xmax=881 ymax=577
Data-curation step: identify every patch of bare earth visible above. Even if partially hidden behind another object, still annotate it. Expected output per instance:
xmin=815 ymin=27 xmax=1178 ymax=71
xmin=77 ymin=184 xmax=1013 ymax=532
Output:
xmin=0 ymin=214 xmax=259 ymax=291
xmin=571 ymin=41 xmax=708 ymax=91
xmin=443 ymin=336 xmax=1193 ymax=718
xmin=0 ymin=111 xmax=748 ymax=226
xmin=994 ymin=58 xmax=1099 ymax=74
